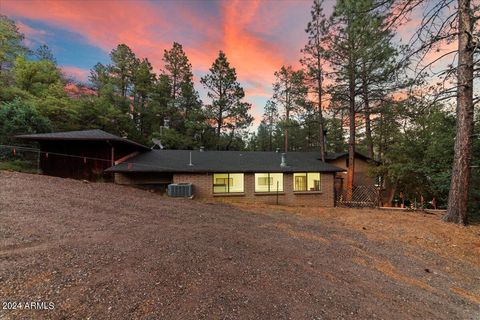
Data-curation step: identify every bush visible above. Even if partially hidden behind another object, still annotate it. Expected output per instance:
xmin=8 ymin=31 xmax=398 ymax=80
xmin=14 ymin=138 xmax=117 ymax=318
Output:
xmin=0 ymin=98 xmax=52 ymax=145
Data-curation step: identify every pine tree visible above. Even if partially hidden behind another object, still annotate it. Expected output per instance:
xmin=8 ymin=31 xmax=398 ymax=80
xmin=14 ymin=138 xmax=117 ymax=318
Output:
xmin=132 ymin=58 xmax=156 ymax=136
xmin=162 ymin=42 xmax=194 ymax=102
xmin=0 ymin=15 xmax=27 ymax=74
xmin=326 ymin=0 xmax=374 ymax=199
xmin=262 ymin=100 xmax=280 ymax=151
xmin=443 ymin=0 xmax=477 ymax=224
xmin=387 ymin=0 xmax=478 ymax=224
xmin=109 ymin=44 xmax=138 ymax=98
xmin=161 ymin=42 xmax=203 ymax=143
xmin=200 ymin=51 xmax=253 ymax=148
xmin=357 ymin=2 xmax=399 ymax=159
xmin=271 ymin=66 xmax=308 ymax=152
xmin=34 ymin=44 xmax=56 ymax=64
xmin=301 ymin=0 xmax=329 ymax=161
xmin=89 ymin=63 xmax=110 ymax=92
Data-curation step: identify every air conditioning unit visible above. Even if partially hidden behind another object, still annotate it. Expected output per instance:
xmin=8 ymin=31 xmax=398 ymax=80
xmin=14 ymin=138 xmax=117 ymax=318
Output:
xmin=167 ymin=183 xmax=193 ymax=197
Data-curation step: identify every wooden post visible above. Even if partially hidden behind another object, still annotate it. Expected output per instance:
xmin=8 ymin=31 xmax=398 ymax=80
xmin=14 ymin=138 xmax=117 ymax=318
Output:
xmin=111 ymin=145 xmax=115 ymax=166
xmin=276 ymin=181 xmax=279 ymax=205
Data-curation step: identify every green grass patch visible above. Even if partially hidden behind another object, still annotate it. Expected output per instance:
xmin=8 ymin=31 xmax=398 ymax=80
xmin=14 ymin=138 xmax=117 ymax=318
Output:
xmin=0 ymin=160 xmax=39 ymax=174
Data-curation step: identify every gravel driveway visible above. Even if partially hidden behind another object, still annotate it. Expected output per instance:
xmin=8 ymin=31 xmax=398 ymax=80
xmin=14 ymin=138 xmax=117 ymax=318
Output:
xmin=1 ymin=171 xmax=479 ymax=319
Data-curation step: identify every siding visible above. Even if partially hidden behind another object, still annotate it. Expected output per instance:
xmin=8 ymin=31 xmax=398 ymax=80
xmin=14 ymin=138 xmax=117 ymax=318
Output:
xmin=328 ymin=157 xmax=375 ymax=186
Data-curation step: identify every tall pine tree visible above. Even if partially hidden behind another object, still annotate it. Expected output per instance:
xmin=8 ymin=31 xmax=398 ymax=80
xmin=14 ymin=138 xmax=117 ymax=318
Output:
xmin=200 ymin=51 xmax=252 ymax=149
xmin=271 ymin=65 xmax=308 ymax=152
xmin=301 ymin=0 xmax=329 ymax=161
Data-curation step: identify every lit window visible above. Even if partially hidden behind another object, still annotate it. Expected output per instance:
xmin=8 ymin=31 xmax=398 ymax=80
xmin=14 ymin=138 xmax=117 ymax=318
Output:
xmin=255 ymin=173 xmax=283 ymax=192
xmin=293 ymin=173 xmax=321 ymax=191
xmin=213 ymin=173 xmax=244 ymax=193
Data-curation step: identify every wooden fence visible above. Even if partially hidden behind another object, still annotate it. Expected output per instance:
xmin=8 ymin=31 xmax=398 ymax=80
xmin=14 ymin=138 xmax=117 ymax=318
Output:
xmin=335 ymin=185 xmax=380 ymax=208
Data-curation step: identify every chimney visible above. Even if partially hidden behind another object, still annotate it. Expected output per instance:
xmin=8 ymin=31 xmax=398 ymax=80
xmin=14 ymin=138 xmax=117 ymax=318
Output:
xmin=200 ymin=146 xmax=205 ymax=152
xmin=280 ymin=153 xmax=287 ymax=167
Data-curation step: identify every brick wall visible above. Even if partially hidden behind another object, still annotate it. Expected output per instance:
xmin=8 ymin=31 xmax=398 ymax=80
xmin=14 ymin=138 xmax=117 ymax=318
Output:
xmin=115 ymin=172 xmax=172 ymax=185
xmin=173 ymin=172 xmax=335 ymax=207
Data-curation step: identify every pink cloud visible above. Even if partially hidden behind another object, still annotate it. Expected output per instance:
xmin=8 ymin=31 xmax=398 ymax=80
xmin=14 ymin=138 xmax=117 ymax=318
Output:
xmin=61 ymin=65 xmax=89 ymax=83
xmin=9 ymin=0 xmax=457 ymax=130
xmin=17 ymin=21 xmax=49 ymax=40
xmin=221 ymin=0 xmax=287 ymax=83
xmin=16 ymin=21 xmax=49 ymax=47
xmin=2 ymin=0 xmax=170 ymax=67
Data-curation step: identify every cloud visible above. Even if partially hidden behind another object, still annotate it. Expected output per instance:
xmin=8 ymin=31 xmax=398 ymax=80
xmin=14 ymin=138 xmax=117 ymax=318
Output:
xmin=2 ymin=0 xmax=169 ymax=61
xmin=61 ymin=65 xmax=89 ymax=83
xmin=16 ymin=21 xmax=49 ymax=47
xmin=6 ymin=0 xmax=456 ymax=130
xmin=17 ymin=21 xmax=49 ymax=40
xmin=220 ymin=0 xmax=288 ymax=83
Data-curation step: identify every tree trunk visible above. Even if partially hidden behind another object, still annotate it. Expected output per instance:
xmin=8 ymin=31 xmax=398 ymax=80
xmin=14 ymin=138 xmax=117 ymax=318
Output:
xmin=269 ymin=123 xmax=273 ymax=151
xmin=284 ymin=109 xmax=289 ymax=152
xmin=226 ymin=128 xmax=235 ymax=150
xmin=378 ymin=110 xmax=384 ymax=162
xmin=346 ymin=68 xmax=356 ymax=201
xmin=444 ymin=0 xmax=475 ymax=225
xmin=317 ymin=55 xmax=326 ymax=162
xmin=319 ymin=114 xmax=326 ymax=160
xmin=216 ymin=106 xmax=223 ymax=150
xmin=362 ymin=63 xmax=374 ymax=159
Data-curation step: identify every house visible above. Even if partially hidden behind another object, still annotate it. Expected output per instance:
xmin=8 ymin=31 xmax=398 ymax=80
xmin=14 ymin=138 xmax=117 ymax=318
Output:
xmin=106 ymin=150 xmax=344 ymax=206
xmin=17 ymin=130 xmax=149 ymax=181
xmin=18 ymin=129 xmax=390 ymax=207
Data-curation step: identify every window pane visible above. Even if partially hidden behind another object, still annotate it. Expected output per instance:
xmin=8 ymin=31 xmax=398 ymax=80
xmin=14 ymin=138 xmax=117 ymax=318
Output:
xmin=294 ymin=173 xmax=307 ymax=191
xmin=255 ymin=173 xmax=270 ymax=192
xmin=229 ymin=173 xmax=244 ymax=193
xmin=307 ymin=172 xmax=321 ymax=191
xmin=270 ymin=173 xmax=283 ymax=192
xmin=213 ymin=173 xmax=229 ymax=193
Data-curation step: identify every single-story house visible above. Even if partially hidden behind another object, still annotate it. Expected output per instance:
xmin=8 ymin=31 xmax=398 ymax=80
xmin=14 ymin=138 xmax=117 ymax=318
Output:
xmin=17 ymin=130 xmax=149 ymax=181
xmin=17 ymin=130 xmax=391 ymax=206
xmin=105 ymin=150 xmax=344 ymax=206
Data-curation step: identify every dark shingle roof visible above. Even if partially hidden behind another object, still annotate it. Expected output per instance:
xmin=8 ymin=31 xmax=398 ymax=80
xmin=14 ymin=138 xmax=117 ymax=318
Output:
xmin=17 ymin=129 xmax=149 ymax=150
xmin=325 ymin=151 xmax=377 ymax=163
xmin=325 ymin=152 xmax=349 ymax=160
xmin=105 ymin=150 xmax=344 ymax=173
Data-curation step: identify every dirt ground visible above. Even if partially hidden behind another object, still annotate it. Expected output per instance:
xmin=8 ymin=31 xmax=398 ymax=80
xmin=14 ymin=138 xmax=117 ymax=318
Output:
xmin=0 ymin=171 xmax=479 ymax=319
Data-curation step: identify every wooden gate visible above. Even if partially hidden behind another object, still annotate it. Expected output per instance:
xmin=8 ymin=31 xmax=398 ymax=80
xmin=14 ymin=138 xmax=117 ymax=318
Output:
xmin=335 ymin=185 xmax=380 ymax=208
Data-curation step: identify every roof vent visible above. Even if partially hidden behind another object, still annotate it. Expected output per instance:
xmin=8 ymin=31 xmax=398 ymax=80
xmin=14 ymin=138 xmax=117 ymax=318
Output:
xmin=200 ymin=146 xmax=205 ymax=152
xmin=151 ymin=138 xmax=164 ymax=150
xmin=280 ymin=153 xmax=287 ymax=167
xmin=188 ymin=151 xmax=193 ymax=166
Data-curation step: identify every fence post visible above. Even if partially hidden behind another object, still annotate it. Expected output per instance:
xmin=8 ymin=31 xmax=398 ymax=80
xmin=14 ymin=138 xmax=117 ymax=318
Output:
xmin=276 ymin=181 xmax=279 ymax=205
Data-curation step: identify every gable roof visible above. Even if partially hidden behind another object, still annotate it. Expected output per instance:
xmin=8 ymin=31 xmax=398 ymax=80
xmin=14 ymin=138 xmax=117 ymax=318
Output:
xmin=105 ymin=150 xmax=344 ymax=174
xmin=17 ymin=129 xmax=149 ymax=151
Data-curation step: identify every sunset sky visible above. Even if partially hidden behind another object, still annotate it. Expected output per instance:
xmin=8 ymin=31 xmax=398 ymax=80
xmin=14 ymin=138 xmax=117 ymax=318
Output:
xmin=1 ymin=0 xmax=458 ymax=125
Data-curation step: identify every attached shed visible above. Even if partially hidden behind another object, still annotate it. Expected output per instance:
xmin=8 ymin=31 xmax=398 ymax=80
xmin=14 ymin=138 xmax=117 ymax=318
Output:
xmin=17 ymin=130 xmax=149 ymax=181
xmin=325 ymin=151 xmax=378 ymax=193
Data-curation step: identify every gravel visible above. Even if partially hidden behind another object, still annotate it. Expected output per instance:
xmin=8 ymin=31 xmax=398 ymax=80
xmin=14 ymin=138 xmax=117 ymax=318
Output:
xmin=0 ymin=171 xmax=479 ymax=319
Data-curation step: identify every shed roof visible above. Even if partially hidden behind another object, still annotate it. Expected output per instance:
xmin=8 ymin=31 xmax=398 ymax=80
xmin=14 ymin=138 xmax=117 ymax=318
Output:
xmin=17 ymin=129 xmax=149 ymax=151
xmin=326 ymin=151 xmax=378 ymax=163
xmin=105 ymin=150 xmax=344 ymax=173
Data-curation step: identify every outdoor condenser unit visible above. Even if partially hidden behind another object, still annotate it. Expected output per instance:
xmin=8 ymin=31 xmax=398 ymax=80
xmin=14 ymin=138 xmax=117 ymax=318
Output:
xmin=167 ymin=183 xmax=193 ymax=197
